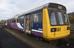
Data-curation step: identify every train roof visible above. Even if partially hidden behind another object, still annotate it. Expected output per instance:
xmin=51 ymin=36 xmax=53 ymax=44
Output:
xmin=19 ymin=3 xmax=48 ymax=16
xmin=19 ymin=3 xmax=66 ymax=16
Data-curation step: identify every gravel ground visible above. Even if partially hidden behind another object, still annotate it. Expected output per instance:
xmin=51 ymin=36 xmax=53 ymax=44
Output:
xmin=0 ymin=27 xmax=33 ymax=48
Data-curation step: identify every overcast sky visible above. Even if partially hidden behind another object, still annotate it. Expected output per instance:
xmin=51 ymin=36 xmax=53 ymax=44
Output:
xmin=0 ymin=0 xmax=74 ymax=20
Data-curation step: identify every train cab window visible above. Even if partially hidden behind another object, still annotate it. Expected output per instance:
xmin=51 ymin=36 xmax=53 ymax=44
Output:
xmin=49 ymin=10 xmax=67 ymax=25
xmin=56 ymin=12 xmax=64 ymax=25
xmin=64 ymin=14 xmax=69 ymax=25
xmin=50 ymin=12 xmax=57 ymax=25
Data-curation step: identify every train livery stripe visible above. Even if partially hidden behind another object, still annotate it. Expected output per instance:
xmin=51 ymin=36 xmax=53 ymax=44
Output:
xmin=16 ymin=23 xmax=24 ymax=29
xmin=32 ymin=29 xmax=42 ymax=33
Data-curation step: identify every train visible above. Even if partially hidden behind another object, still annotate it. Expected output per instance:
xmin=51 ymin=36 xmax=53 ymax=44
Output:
xmin=68 ymin=13 xmax=74 ymax=31
xmin=5 ymin=3 xmax=70 ymax=40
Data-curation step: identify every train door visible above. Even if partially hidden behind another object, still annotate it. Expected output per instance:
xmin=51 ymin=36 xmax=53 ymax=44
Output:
xmin=24 ymin=15 xmax=31 ymax=34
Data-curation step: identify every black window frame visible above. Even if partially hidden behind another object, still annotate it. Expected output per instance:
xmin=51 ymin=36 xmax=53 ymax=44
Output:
xmin=49 ymin=8 xmax=69 ymax=26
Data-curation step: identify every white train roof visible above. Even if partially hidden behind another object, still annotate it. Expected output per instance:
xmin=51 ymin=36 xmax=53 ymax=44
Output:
xmin=19 ymin=3 xmax=49 ymax=15
xmin=18 ymin=3 xmax=66 ymax=16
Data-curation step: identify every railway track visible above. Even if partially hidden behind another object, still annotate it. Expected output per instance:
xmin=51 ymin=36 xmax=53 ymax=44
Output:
xmin=5 ymin=28 xmax=74 ymax=48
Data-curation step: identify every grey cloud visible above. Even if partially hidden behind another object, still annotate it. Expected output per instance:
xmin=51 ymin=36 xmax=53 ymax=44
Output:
xmin=0 ymin=0 xmax=74 ymax=20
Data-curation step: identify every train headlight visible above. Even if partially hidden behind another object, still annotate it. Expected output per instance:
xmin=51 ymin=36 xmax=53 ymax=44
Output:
xmin=51 ymin=28 xmax=56 ymax=32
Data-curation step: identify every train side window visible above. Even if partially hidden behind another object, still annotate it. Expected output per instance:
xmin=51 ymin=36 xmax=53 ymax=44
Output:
xmin=18 ymin=16 xmax=24 ymax=27
xmin=32 ymin=11 xmax=42 ymax=29
xmin=34 ymin=13 xmax=42 ymax=22
xmin=33 ymin=14 xmax=39 ymax=23
xmin=37 ymin=13 xmax=42 ymax=23
xmin=37 ymin=13 xmax=42 ymax=29
xmin=18 ymin=16 xmax=24 ymax=22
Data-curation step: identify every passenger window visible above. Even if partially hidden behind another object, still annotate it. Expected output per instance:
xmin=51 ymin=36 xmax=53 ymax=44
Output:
xmin=37 ymin=13 xmax=42 ymax=23
xmin=18 ymin=16 xmax=24 ymax=23
xmin=26 ymin=15 xmax=30 ymax=26
xmin=33 ymin=14 xmax=39 ymax=23
xmin=18 ymin=16 xmax=24 ymax=27
xmin=32 ymin=12 xmax=42 ymax=29
xmin=33 ymin=13 xmax=42 ymax=23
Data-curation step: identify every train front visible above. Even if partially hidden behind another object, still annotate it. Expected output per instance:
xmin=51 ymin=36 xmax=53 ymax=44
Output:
xmin=43 ymin=3 xmax=70 ymax=40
